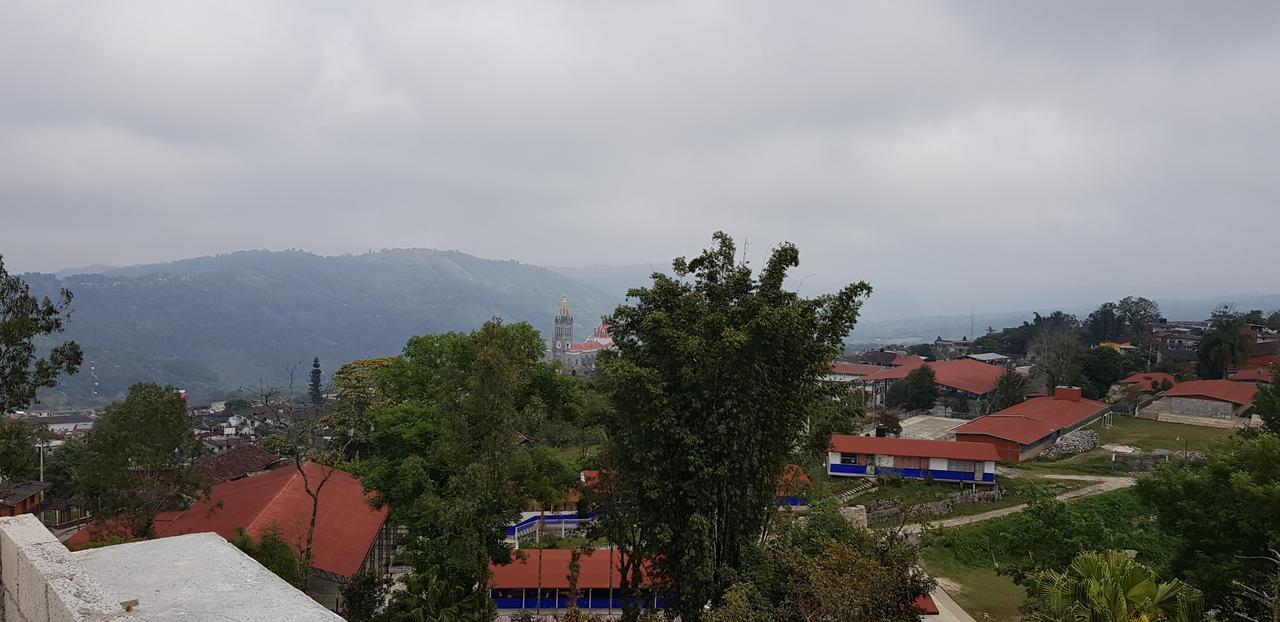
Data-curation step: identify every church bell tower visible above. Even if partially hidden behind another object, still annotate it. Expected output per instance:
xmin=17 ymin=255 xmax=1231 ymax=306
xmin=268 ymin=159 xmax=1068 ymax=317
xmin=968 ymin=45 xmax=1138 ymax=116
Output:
xmin=553 ymin=293 xmax=573 ymax=360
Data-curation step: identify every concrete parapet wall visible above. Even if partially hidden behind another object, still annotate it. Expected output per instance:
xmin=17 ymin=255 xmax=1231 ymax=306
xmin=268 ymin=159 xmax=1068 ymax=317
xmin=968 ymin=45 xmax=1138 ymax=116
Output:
xmin=0 ymin=515 xmax=133 ymax=622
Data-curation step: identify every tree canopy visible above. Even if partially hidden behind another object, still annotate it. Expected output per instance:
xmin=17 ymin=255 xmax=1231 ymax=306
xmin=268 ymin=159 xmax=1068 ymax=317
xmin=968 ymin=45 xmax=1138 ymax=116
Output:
xmin=596 ymin=232 xmax=871 ymax=620
xmin=886 ymin=365 xmax=939 ymax=411
xmin=1023 ymin=550 xmax=1203 ymax=622
xmin=0 ymin=254 xmax=83 ymax=411
xmin=1197 ymin=317 xmax=1251 ymax=379
xmin=353 ymin=320 xmax=579 ymax=620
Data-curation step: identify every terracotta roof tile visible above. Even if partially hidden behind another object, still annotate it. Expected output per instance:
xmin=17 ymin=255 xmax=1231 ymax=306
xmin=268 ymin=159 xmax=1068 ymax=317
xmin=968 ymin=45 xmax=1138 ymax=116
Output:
xmin=829 ymin=435 xmax=1000 ymax=462
xmin=954 ymin=394 xmax=1110 ymax=445
xmin=1162 ymin=380 xmax=1259 ymax=405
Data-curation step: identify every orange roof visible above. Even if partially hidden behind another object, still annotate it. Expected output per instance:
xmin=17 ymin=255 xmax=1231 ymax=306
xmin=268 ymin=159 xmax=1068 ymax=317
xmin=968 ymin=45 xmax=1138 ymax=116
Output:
xmin=829 ymin=362 xmax=885 ymax=376
xmin=157 ymin=462 xmax=386 ymax=578
xmin=865 ymin=359 xmax=1004 ymax=395
xmin=778 ymin=464 xmax=811 ymax=496
xmin=955 ymin=393 xmax=1110 ymax=445
xmin=1247 ymin=354 xmax=1279 ymax=368
xmin=913 ymin=595 xmax=940 ymax=615
xmin=829 ymin=435 xmax=1000 ymax=462
xmin=1163 ymin=380 xmax=1258 ymax=405
xmin=489 ymin=548 xmax=652 ymax=589
xmin=1229 ymin=367 xmax=1274 ymax=383
xmin=1117 ymin=372 xmax=1177 ymax=389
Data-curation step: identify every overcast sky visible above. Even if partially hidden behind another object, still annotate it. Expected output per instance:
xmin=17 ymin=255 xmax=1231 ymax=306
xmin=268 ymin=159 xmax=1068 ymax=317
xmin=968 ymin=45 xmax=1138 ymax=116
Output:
xmin=2 ymin=1 xmax=1278 ymax=315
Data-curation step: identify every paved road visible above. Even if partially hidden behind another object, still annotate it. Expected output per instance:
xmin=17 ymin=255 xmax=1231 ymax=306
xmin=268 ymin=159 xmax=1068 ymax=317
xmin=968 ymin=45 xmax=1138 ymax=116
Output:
xmin=900 ymin=474 xmax=1136 ymax=535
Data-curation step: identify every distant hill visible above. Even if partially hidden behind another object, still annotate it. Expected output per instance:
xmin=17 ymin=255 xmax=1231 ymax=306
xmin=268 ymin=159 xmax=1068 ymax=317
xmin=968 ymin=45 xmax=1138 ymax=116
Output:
xmin=26 ymin=249 xmax=620 ymax=405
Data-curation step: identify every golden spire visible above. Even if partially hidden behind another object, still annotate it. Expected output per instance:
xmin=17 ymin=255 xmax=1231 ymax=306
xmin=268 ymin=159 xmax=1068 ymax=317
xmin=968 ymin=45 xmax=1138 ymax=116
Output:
xmin=559 ymin=292 xmax=570 ymax=317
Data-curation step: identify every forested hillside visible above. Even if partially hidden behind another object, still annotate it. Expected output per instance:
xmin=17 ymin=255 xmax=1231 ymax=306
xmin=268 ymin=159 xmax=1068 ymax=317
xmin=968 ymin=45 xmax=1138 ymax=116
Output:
xmin=23 ymin=249 xmax=618 ymax=405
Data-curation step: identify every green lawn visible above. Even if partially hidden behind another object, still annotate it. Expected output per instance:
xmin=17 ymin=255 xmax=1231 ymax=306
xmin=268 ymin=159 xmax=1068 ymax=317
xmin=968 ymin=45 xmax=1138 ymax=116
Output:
xmin=922 ymin=546 xmax=1024 ymax=622
xmin=1093 ymin=415 xmax=1234 ymax=452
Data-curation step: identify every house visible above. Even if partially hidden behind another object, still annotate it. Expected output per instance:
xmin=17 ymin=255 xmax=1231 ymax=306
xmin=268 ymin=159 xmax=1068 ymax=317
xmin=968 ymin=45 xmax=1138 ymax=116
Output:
xmin=12 ymin=410 xmax=96 ymax=438
xmin=69 ymin=462 xmax=393 ymax=611
xmin=933 ymin=337 xmax=976 ymax=359
xmin=1138 ymin=380 xmax=1259 ymax=424
xmin=953 ymin=387 xmax=1110 ymax=462
xmin=864 ymin=358 xmax=1006 ymax=406
xmin=1228 ymin=367 xmax=1275 ymax=385
xmin=827 ymin=436 xmax=998 ymax=484
xmin=195 ymin=445 xmax=283 ymax=482
xmin=962 ymin=352 xmax=1010 ymax=365
xmin=1113 ymin=372 xmax=1178 ymax=394
xmin=507 ymin=470 xmax=600 ymax=545
xmin=825 ymin=361 xmax=886 ymax=382
xmin=0 ymin=482 xmax=46 ymax=517
xmin=489 ymin=548 xmax=662 ymax=614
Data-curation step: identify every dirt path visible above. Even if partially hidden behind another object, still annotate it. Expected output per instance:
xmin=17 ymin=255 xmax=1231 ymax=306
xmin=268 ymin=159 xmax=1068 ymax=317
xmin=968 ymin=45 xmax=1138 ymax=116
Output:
xmin=899 ymin=475 xmax=1136 ymax=535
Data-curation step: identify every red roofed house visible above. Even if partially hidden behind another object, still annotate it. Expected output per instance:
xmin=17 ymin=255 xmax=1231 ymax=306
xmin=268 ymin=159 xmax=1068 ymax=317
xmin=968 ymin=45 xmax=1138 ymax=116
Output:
xmin=1138 ymin=379 xmax=1259 ymax=425
xmin=827 ymin=435 xmax=998 ymax=484
xmin=825 ymin=361 xmax=886 ymax=382
xmin=489 ymin=548 xmax=662 ymax=614
xmin=1229 ymin=366 xmax=1275 ymax=385
xmin=68 ymin=462 xmax=393 ymax=611
xmin=954 ymin=387 xmax=1110 ymax=462
xmin=865 ymin=359 xmax=1006 ymax=407
xmin=1112 ymin=372 xmax=1178 ymax=395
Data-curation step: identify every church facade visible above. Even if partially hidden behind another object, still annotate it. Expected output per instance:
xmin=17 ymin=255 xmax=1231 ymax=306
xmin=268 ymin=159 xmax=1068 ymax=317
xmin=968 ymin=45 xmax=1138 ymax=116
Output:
xmin=547 ymin=293 xmax=614 ymax=377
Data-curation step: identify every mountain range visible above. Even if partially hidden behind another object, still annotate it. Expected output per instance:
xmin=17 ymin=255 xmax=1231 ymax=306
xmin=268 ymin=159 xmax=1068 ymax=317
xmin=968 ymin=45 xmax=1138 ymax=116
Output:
xmin=21 ymin=248 xmax=1279 ymax=407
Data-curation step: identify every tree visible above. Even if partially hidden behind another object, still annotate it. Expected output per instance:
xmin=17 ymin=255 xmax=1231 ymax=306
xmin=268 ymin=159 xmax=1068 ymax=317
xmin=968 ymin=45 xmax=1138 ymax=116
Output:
xmin=75 ymin=383 xmax=205 ymax=536
xmin=906 ymin=343 xmax=935 ymax=360
xmin=1023 ymin=550 xmax=1203 ymax=622
xmin=1030 ymin=327 xmax=1084 ymax=392
xmin=1242 ymin=309 xmax=1267 ymax=325
xmin=0 ymin=418 xmax=48 ymax=481
xmin=232 ymin=524 xmax=306 ymax=587
xmin=339 ymin=571 xmax=391 ymax=622
xmin=885 ymin=366 xmax=938 ymax=411
xmin=1256 ymin=366 xmax=1280 ymax=435
xmin=0 ymin=255 xmax=84 ymax=412
xmin=356 ymin=321 xmax=578 ymax=620
xmin=1116 ymin=296 xmax=1162 ymax=341
xmin=989 ymin=368 xmax=1030 ymax=413
xmin=1137 ymin=433 xmax=1280 ymax=615
xmin=596 ymin=233 xmax=871 ymax=620
xmin=309 ymin=357 xmax=323 ymax=405
xmin=1197 ymin=317 xmax=1251 ymax=379
xmin=1086 ymin=302 xmax=1123 ymax=344
xmin=1267 ymin=310 xmax=1280 ymax=331
xmin=704 ymin=500 xmax=934 ymax=622
xmin=1080 ymin=347 xmax=1131 ymax=400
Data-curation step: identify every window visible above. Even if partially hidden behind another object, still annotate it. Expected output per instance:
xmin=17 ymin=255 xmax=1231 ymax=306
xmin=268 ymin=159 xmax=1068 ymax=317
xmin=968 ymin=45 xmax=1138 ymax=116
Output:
xmin=840 ymin=453 xmax=860 ymax=465
xmin=947 ymin=459 xmax=976 ymax=472
xmin=893 ymin=456 xmax=922 ymax=469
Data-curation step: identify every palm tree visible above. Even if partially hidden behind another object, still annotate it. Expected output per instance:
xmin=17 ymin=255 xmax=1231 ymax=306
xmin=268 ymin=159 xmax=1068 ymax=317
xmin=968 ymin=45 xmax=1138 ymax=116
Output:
xmin=1025 ymin=550 xmax=1204 ymax=622
xmin=1198 ymin=317 xmax=1251 ymax=379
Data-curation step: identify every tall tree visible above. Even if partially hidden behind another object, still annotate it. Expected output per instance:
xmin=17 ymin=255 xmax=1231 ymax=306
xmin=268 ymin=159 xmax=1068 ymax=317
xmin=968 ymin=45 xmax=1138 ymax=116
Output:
xmin=597 ymin=232 xmax=871 ymax=620
xmin=1086 ymin=302 xmax=1123 ymax=344
xmin=1267 ymin=310 xmax=1280 ymax=331
xmin=1116 ymin=296 xmax=1162 ymax=340
xmin=356 ymin=321 xmax=577 ymax=620
xmin=75 ymin=383 xmax=205 ymax=537
xmin=309 ymin=356 xmax=323 ymax=405
xmin=1197 ymin=317 xmax=1251 ymax=379
xmin=988 ymin=367 xmax=1030 ymax=413
xmin=885 ymin=366 xmax=939 ymax=411
xmin=1030 ymin=327 xmax=1084 ymax=391
xmin=1080 ymin=347 xmax=1130 ymax=400
xmin=1253 ymin=365 xmax=1280 ymax=435
xmin=0 ymin=255 xmax=84 ymax=411
xmin=1023 ymin=550 xmax=1203 ymax=622
xmin=0 ymin=418 xmax=48 ymax=481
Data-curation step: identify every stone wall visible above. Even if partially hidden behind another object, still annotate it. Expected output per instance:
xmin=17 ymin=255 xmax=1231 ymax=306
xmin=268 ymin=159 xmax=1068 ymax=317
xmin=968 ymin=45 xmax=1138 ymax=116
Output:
xmin=864 ymin=488 xmax=1003 ymax=524
xmin=0 ymin=515 xmax=133 ymax=622
xmin=1164 ymin=396 xmax=1234 ymax=419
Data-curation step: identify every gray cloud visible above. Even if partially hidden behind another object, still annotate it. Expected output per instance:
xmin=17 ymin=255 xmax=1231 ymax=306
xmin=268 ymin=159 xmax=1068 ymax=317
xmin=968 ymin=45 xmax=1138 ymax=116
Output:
xmin=2 ymin=1 xmax=1279 ymax=316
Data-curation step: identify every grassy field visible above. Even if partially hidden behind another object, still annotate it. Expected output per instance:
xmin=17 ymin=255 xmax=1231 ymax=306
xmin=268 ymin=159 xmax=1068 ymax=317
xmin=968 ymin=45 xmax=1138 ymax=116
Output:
xmin=922 ymin=546 xmax=1024 ymax=622
xmin=1094 ymin=415 xmax=1234 ymax=452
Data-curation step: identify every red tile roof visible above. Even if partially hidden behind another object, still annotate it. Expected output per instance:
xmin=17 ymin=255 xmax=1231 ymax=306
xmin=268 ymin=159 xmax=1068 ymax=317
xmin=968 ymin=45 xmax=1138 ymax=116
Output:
xmin=778 ymin=464 xmax=811 ymax=496
xmin=1162 ymin=380 xmax=1259 ymax=405
xmin=829 ymin=435 xmax=1000 ymax=462
xmin=913 ymin=595 xmax=940 ymax=615
xmin=865 ymin=359 xmax=1004 ymax=395
xmin=156 ymin=462 xmax=387 ymax=578
xmin=1229 ymin=367 xmax=1275 ymax=383
xmin=196 ymin=445 xmax=281 ymax=482
xmin=829 ymin=362 xmax=885 ymax=376
xmin=1247 ymin=354 xmax=1279 ymax=368
xmin=1117 ymin=372 xmax=1177 ymax=389
xmin=489 ymin=548 xmax=652 ymax=589
xmin=954 ymin=393 xmax=1110 ymax=445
